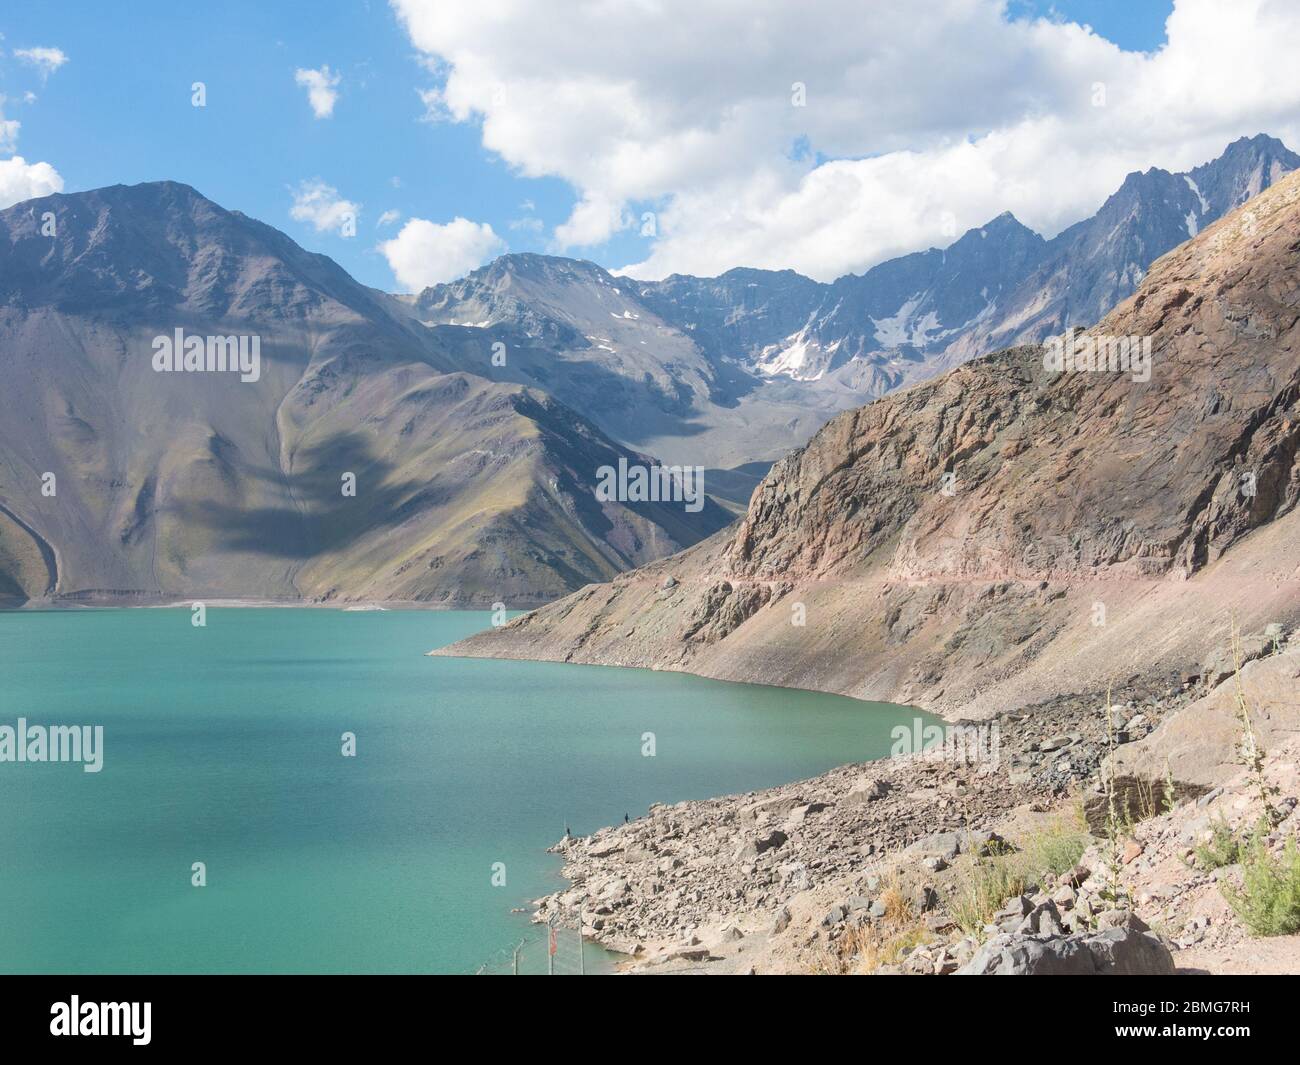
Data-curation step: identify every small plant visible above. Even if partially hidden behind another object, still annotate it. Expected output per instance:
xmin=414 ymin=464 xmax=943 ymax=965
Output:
xmin=827 ymin=875 xmax=932 ymax=973
xmin=1023 ymin=809 xmax=1089 ymax=878
xmin=1127 ymin=776 xmax=1161 ymax=828
xmin=1230 ymin=620 xmax=1281 ymax=826
xmin=951 ymin=856 xmax=1026 ymax=938
xmin=1222 ymin=831 xmax=1300 ymax=937
xmin=1098 ymin=687 xmax=1130 ymax=911
xmin=1193 ymin=817 xmax=1242 ymax=870
xmin=1163 ymin=760 xmax=1177 ymax=815
xmin=948 ymin=810 xmax=1088 ymax=938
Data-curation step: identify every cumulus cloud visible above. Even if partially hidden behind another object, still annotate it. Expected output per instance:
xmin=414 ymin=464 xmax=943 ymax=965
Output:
xmin=0 ymin=155 xmax=63 ymax=209
xmin=377 ymin=209 xmax=401 ymax=227
xmin=14 ymin=46 xmax=68 ymax=79
xmin=552 ymin=192 xmax=629 ymax=249
xmin=392 ymin=0 xmax=1300 ymax=280
xmin=379 ymin=217 xmax=505 ymax=291
xmin=0 ymin=94 xmax=23 ymax=153
xmin=294 ymin=65 xmax=341 ymax=118
xmin=289 ymin=179 xmax=359 ymax=235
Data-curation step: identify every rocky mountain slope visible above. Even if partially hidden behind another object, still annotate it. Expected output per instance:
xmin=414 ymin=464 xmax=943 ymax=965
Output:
xmin=640 ymin=134 xmax=1297 ymax=391
xmin=420 ymin=137 xmax=1297 ymax=470
xmin=436 ymin=166 xmax=1300 ymax=716
xmin=409 ymin=254 xmax=856 ymax=472
xmin=0 ymin=183 xmax=730 ymax=607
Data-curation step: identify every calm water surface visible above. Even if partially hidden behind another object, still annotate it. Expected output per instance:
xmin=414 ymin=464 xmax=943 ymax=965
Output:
xmin=0 ymin=608 xmax=935 ymax=973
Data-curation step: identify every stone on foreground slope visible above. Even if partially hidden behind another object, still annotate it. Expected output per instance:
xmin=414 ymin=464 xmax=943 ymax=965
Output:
xmin=438 ymin=171 xmax=1300 ymax=717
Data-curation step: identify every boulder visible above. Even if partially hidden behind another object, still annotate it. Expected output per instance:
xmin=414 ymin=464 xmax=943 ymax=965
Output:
xmin=955 ymin=927 xmax=1175 ymax=975
xmin=744 ymin=797 xmax=805 ymax=824
xmin=784 ymin=801 xmax=829 ymax=828
xmin=1200 ymin=630 xmax=1277 ymax=688
xmin=734 ymin=829 xmax=787 ymax=859
xmin=844 ymin=778 xmax=889 ymax=805
xmin=906 ymin=831 xmax=964 ymax=861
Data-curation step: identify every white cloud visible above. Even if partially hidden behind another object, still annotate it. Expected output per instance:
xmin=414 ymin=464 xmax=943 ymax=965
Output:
xmin=294 ymin=65 xmax=341 ymax=119
xmin=377 ymin=209 xmax=401 ymax=227
xmin=379 ymin=216 xmax=505 ymax=291
xmin=14 ymin=46 xmax=67 ymax=79
xmin=0 ymin=95 xmax=21 ymax=153
xmin=392 ymin=0 xmax=1300 ymax=280
xmin=552 ymin=191 xmax=629 ymax=249
xmin=289 ymin=179 xmax=359 ymax=235
xmin=0 ymin=155 xmax=63 ymax=209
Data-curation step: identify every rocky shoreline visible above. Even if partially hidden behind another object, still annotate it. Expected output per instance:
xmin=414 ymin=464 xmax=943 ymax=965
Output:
xmin=532 ymin=673 xmax=1199 ymax=964
xmin=529 ymin=634 xmax=1300 ymax=974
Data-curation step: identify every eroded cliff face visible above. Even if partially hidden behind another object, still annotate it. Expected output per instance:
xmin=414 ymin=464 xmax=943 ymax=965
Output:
xmin=436 ymin=172 xmax=1300 ymax=717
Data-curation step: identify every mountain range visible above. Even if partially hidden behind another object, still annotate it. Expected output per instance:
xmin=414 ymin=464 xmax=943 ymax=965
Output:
xmin=0 ymin=135 xmax=1295 ymax=608
xmin=0 ymin=183 xmax=732 ymax=607
xmin=440 ymin=164 xmax=1300 ymax=715
xmin=415 ymin=134 xmax=1297 ymax=471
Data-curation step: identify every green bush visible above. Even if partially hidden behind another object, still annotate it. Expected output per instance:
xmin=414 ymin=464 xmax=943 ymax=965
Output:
xmin=1222 ymin=833 xmax=1300 ymax=937
xmin=950 ymin=857 xmax=1026 ymax=938
xmin=1025 ymin=817 xmax=1089 ymax=878
xmin=1193 ymin=818 xmax=1242 ymax=870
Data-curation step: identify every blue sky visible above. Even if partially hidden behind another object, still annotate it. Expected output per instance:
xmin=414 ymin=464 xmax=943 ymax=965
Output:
xmin=1014 ymin=1 xmax=1172 ymax=51
xmin=0 ymin=1 xmax=581 ymax=287
xmin=16 ymin=1 xmax=1297 ymax=294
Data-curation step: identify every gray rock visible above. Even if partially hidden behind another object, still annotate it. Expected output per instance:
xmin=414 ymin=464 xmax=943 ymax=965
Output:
xmin=821 ymin=905 xmax=848 ymax=928
xmin=1085 ymin=927 xmax=1175 ymax=974
xmin=907 ymin=831 xmax=964 ymax=861
xmin=1095 ymin=908 xmax=1150 ymax=932
xmin=996 ymin=894 xmax=1034 ymax=920
xmin=1036 ymin=901 xmax=1065 ymax=937
xmin=1051 ymin=884 xmax=1077 ymax=908
xmin=784 ymin=801 xmax=828 ymax=828
xmin=956 ymin=932 xmax=1095 ymax=974
xmin=844 ymin=778 xmax=888 ymax=804
xmin=745 ymin=797 xmax=804 ymax=824
xmin=734 ymin=829 xmax=788 ymax=859
xmin=955 ymin=927 xmax=1175 ymax=975
xmin=1196 ymin=788 xmax=1224 ymax=808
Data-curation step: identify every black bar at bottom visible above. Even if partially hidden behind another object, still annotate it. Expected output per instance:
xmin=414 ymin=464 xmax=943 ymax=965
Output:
xmin=0 ymin=973 xmax=1293 ymax=1050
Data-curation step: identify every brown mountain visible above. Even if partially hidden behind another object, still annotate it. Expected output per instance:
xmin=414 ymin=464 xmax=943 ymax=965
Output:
xmin=436 ymin=169 xmax=1300 ymax=715
xmin=0 ymin=182 xmax=731 ymax=607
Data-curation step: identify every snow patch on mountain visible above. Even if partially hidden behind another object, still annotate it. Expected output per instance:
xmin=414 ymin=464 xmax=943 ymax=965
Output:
xmin=871 ymin=294 xmax=925 ymax=347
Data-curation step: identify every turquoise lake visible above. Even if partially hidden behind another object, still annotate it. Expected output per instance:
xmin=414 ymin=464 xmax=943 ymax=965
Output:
xmin=0 ymin=608 xmax=933 ymax=974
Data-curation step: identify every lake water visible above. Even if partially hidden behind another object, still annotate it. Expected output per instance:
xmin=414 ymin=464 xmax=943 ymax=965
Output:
xmin=0 ymin=608 xmax=933 ymax=974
